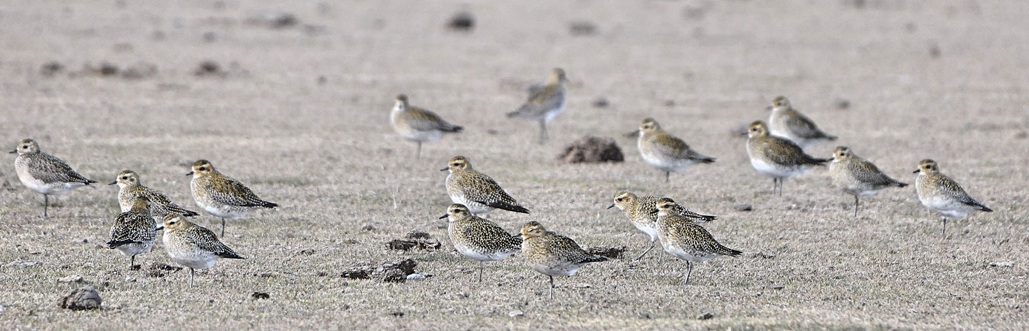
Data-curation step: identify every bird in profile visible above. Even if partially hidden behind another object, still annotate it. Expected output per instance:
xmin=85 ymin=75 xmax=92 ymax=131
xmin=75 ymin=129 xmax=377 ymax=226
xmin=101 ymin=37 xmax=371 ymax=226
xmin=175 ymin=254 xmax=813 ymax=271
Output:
xmin=608 ymin=191 xmax=716 ymax=261
xmin=506 ymin=68 xmax=568 ymax=144
xmin=745 ymin=121 xmax=830 ymax=195
xmin=188 ymin=160 xmax=278 ymax=237
xmin=110 ymin=169 xmax=199 ymax=220
xmin=520 ymin=221 xmax=607 ymax=299
xmin=655 ymin=198 xmax=741 ymax=285
xmin=10 ymin=138 xmax=97 ymax=217
xmin=828 ymin=146 xmax=907 ymax=217
xmin=440 ymin=204 xmax=522 ymax=282
xmin=162 ymin=213 xmax=244 ymax=288
xmin=442 ymin=156 xmax=530 ymax=215
xmin=914 ymin=159 xmax=992 ymax=238
xmin=390 ymin=94 xmax=463 ymax=159
xmin=767 ymin=96 xmax=836 ymax=148
xmin=633 ymin=118 xmax=715 ymax=183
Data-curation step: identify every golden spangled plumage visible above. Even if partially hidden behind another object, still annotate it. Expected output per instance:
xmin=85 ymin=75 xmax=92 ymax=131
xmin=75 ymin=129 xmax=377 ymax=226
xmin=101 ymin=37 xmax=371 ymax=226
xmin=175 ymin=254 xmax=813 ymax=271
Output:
xmin=390 ymin=94 xmax=463 ymax=159
xmin=520 ymin=221 xmax=606 ymax=299
xmin=10 ymin=138 xmax=97 ymax=217
xmin=829 ymin=146 xmax=907 ymax=216
xmin=655 ymin=198 xmax=740 ymax=286
xmin=608 ymin=191 xmax=716 ymax=261
xmin=442 ymin=156 xmax=529 ymax=215
xmin=635 ymin=118 xmax=715 ymax=183
xmin=441 ymin=204 xmax=522 ymax=282
xmin=914 ymin=159 xmax=992 ymax=238
xmin=162 ymin=213 xmax=243 ymax=288
xmin=107 ymin=198 xmax=159 ymax=268
xmin=746 ymin=121 xmax=830 ymax=195
xmin=111 ymin=169 xmax=199 ymax=219
xmin=767 ymin=96 xmax=836 ymax=148
xmin=188 ymin=159 xmax=278 ymax=236
xmin=506 ymin=68 xmax=568 ymax=143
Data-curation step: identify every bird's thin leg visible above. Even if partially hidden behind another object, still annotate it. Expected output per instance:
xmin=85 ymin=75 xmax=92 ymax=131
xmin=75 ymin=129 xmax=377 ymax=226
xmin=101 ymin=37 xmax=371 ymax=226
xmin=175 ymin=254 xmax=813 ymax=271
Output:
xmin=220 ymin=218 xmax=226 ymax=237
xmin=941 ymin=217 xmax=948 ymax=239
xmin=854 ymin=195 xmax=860 ymax=218
xmin=548 ymin=275 xmax=555 ymax=299
xmin=538 ymin=121 xmax=548 ymax=143
xmin=684 ymin=261 xmax=693 ymax=286
xmin=665 ymin=171 xmax=670 ymax=183
xmin=477 ymin=261 xmax=484 ymax=283
xmin=416 ymin=142 xmax=422 ymax=159
xmin=634 ymin=239 xmax=656 ymax=261
xmin=43 ymin=194 xmax=50 ymax=217
xmin=189 ymin=268 xmax=195 ymax=288
xmin=130 ymin=255 xmax=136 ymax=269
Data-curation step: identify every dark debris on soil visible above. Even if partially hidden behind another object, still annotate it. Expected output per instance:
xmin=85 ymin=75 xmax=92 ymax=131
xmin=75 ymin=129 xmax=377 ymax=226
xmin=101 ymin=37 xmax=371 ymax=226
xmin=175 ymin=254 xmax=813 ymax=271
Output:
xmin=385 ymin=232 xmax=441 ymax=251
xmin=587 ymin=246 xmax=627 ymax=259
xmin=558 ymin=136 xmax=624 ymax=163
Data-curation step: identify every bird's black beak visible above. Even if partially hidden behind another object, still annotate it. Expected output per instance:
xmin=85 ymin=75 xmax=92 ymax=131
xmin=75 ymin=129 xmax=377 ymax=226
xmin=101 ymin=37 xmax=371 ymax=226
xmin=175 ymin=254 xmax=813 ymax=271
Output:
xmin=765 ymin=105 xmax=773 ymax=111
xmin=912 ymin=169 xmax=920 ymax=174
xmin=107 ymin=181 xmax=117 ymax=185
xmin=438 ymin=214 xmax=448 ymax=220
xmin=8 ymin=149 xmax=16 ymax=154
xmin=439 ymin=167 xmax=448 ymax=172
xmin=623 ymin=130 xmax=639 ymax=138
xmin=606 ymin=203 xmax=616 ymax=209
xmin=155 ymin=226 xmax=165 ymax=231
xmin=186 ymin=171 xmax=194 ymax=176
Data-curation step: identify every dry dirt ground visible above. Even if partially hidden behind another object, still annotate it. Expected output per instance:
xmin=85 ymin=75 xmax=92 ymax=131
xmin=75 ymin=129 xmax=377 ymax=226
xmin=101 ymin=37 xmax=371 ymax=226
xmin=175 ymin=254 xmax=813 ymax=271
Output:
xmin=1 ymin=0 xmax=1027 ymax=329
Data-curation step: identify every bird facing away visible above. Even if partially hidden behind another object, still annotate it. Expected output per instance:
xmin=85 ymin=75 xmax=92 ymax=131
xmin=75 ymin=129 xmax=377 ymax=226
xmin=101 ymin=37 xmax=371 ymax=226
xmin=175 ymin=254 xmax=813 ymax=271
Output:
xmin=520 ymin=221 xmax=607 ymax=299
xmin=162 ymin=213 xmax=243 ymax=288
xmin=110 ymin=169 xmax=199 ymax=220
xmin=767 ymin=96 xmax=837 ymax=148
xmin=607 ymin=191 xmax=716 ymax=261
xmin=442 ymin=156 xmax=530 ymax=215
xmin=107 ymin=198 xmax=160 ymax=269
xmin=390 ymin=94 xmax=463 ymax=159
xmin=188 ymin=160 xmax=278 ymax=237
xmin=655 ymin=198 xmax=741 ymax=286
xmin=746 ymin=121 xmax=830 ymax=196
xmin=829 ymin=146 xmax=907 ymax=217
xmin=914 ymin=159 xmax=992 ymax=238
xmin=635 ymin=118 xmax=715 ymax=183
xmin=10 ymin=138 xmax=97 ymax=217
xmin=506 ymin=68 xmax=568 ymax=144
xmin=440 ymin=204 xmax=522 ymax=282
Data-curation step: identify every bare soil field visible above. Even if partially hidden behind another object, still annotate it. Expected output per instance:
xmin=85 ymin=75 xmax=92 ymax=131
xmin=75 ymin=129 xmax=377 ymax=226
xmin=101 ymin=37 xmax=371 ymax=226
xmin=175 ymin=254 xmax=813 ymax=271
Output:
xmin=1 ymin=0 xmax=1027 ymax=329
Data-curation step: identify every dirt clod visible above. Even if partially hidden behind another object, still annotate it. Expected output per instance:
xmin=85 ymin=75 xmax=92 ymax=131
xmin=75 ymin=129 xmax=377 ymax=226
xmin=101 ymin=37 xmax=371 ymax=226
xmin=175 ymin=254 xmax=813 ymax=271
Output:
xmin=57 ymin=286 xmax=102 ymax=311
xmin=569 ymin=21 xmax=597 ymax=36
xmin=251 ymin=292 xmax=270 ymax=300
xmin=147 ymin=262 xmax=182 ymax=278
xmin=558 ymin=136 xmax=624 ymax=163
xmin=40 ymin=61 xmax=65 ymax=76
xmin=341 ymin=269 xmax=370 ymax=279
xmin=698 ymin=312 xmax=714 ymax=320
xmin=385 ymin=233 xmax=440 ymax=251
xmin=734 ymin=204 xmax=753 ymax=212
xmin=446 ymin=12 xmax=475 ymax=31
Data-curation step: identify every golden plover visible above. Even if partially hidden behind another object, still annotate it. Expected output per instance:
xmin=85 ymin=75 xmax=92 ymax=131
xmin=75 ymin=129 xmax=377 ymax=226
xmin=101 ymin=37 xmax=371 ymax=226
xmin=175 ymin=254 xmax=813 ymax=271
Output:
xmin=746 ymin=121 xmax=830 ymax=195
xmin=829 ymin=146 xmax=907 ymax=216
xmin=188 ymin=160 xmax=278 ymax=237
xmin=634 ymin=118 xmax=715 ymax=183
xmin=767 ymin=96 xmax=837 ymax=148
xmin=107 ymin=198 xmax=160 ymax=269
xmin=440 ymin=204 xmax=522 ymax=282
xmin=656 ymin=198 xmax=740 ymax=285
xmin=162 ymin=213 xmax=243 ymax=288
xmin=390 ymin=94 xmax=463 ymax=159
xmin=110 ymin=169 xmax=199 ymax=220
xmin=608 ymin=191 xmax=716 ymax=261
xmin=442 ymin=156 xmax=529 ymax=215
xmin=520 ymin=221 xmax=607 ymax=299
xmin=10 ymin=138 xmax=97 ymax=217
xmin=506 ymin=68 xmax=568 ymax=143
xmin=914 ymin=159 xmax=992 ymax=238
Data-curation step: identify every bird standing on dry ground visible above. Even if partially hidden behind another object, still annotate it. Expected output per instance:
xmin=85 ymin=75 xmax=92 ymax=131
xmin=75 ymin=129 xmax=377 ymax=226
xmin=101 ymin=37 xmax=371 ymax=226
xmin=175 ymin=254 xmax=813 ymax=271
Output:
xmin=107 ymin=198 xmax=160 ymax=269
xmin=829 ymin=146 xmax=907 ymax=217
xmin=520 ymin=221 xmax=607 ymax=299
xmin=10 ymin=138 xmax=97 ymax=217
xmin=506 ymin=68 xmax=568 ymax=144
xmin=655 ymin=198 xmax=740 ymax=285
xmin=608 ymin=191 xmax=716 ymax=261
xmin=442 ymin=156 xmax=530 ymax=215
xmin=633 ymin=118 xmax=715 ymax=183
xmin=188 ymin=159 xmax=278 ymax=237
xmin=914 ymin=159 xmax=992 ymax=238
xmin=390 ymin=94 xmax=463 ymax=159
xmin=767 ymin=96 xmax=837 ymax=148
xmin=745 ymin=121 xmax=830 ymax=195
xmin=162 ymin=213 xmax=243 ymax=288
xmin=441 ymin=204 xmax=522 ymax=282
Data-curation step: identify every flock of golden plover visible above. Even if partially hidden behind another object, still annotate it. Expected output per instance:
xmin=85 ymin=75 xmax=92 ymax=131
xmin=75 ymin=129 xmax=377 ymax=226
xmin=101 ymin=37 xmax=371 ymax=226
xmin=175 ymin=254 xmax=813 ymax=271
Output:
xmin=8 ymin=68 xmax=995 ymax=296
